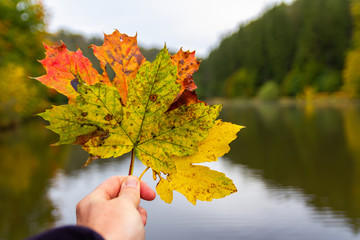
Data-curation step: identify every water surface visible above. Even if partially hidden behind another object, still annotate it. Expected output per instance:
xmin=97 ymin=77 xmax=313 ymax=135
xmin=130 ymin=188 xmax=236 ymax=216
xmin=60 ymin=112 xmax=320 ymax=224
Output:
xmin=1 ymin=100 xmax=360 ymax=240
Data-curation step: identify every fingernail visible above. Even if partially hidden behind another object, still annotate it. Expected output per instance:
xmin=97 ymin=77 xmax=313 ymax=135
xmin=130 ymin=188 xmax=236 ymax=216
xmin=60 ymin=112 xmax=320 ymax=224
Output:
xmin=124 ymin=176 xmax=138 ymax=188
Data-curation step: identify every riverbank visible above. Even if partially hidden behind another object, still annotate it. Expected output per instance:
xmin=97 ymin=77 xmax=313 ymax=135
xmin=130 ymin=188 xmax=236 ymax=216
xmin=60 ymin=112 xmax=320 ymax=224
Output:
xmin=206 ymin=94 xmax=360 ymax=109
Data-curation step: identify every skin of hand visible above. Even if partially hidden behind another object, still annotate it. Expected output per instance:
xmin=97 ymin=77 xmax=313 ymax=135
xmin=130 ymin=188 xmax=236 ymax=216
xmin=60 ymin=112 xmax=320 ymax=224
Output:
xmin=76 ymin=175 xmax=156 ymax=240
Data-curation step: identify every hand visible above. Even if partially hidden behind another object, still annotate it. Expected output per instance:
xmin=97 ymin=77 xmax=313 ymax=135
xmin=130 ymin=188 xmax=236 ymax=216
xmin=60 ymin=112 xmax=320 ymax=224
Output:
xmin=76 ymin=175 xmax=156 ymax=240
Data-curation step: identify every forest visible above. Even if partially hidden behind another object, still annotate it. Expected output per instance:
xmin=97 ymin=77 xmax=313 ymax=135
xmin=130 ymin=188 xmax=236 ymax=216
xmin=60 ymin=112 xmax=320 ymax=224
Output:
xmin=195 ymin=0 xmax=360 ymax=99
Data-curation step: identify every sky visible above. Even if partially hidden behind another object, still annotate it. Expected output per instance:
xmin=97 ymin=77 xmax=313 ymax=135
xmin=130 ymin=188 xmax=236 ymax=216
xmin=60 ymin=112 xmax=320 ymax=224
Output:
xmin=42 ymin=0 xmax=294 ymax=57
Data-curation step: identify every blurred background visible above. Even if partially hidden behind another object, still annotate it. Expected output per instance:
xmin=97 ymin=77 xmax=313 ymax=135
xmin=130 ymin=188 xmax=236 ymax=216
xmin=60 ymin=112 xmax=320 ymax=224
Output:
xmin=2 ymin=0 xmax=360 ymax=239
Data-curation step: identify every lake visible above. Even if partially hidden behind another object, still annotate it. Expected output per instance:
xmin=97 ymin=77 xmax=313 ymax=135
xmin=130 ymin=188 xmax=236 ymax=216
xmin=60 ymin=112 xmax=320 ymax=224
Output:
xmin=1 ymin=99 xmax=360 ymax=240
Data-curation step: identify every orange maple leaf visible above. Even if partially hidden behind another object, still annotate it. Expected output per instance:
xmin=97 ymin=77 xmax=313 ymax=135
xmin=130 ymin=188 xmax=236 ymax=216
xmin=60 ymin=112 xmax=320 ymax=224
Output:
xmin=91 ymin=30 xmax=145 ymax=104
xmin=168 ymin=48 xmax=203 ymax=111
xmin=35 ymin=43 xmax=106 ymax=102
xmin=36 ymin=30 xmax=145 ymax=104
xmin=171 ymin=48 xmax=200 ymax=92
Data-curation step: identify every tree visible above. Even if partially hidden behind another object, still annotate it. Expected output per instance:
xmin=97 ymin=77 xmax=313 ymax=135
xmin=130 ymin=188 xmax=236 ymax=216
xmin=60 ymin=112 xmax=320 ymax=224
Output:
xmin=198 ymin=0 xmax=352 ymax=98
xmin=0 ymin=0 xmax=46 ymax=74
xmin=0 ymin=0 xmax=48 ymax=127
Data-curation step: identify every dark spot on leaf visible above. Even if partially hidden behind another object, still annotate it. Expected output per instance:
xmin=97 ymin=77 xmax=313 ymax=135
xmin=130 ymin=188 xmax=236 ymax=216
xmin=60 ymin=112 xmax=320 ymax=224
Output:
xmin=104 ymin=114 xmax=113 ymax=121
xmin=81 ymin=112 xmax=88 ymax=117
xmin=71 ymin=78 xmax=79 ymax=92
xmin=149 ymin=94 xmax=157 ymax=102
xmin=134 ymin=53 xmax=145 ymax=65
xmin=112 ymin=145 xmax=117 ymax=149
xmin=119 ymin=98 xmax=125 ymax=106
xmin=100 ymin=134 xmax=109 ymax=141
xmin=179 ymin=60 xmax=185 ymax=65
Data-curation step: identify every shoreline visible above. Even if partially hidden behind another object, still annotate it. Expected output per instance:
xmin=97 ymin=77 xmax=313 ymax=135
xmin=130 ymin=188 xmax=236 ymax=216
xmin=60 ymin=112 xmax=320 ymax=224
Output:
xmin=205 ymin=96 xmax=360 ymax=109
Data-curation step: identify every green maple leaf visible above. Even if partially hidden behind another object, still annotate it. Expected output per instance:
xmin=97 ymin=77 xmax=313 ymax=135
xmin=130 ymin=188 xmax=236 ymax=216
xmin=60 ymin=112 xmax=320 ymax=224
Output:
xmin=40 ymin=48 xmax=220 ymax=174
xmin=36 ymin=30 xmax=243 ymax=204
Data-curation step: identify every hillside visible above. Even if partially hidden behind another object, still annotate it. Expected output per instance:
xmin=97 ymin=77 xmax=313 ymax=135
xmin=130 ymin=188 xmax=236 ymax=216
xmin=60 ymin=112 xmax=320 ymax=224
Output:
xmin=195 ymin=0 xmax=353 ymax=98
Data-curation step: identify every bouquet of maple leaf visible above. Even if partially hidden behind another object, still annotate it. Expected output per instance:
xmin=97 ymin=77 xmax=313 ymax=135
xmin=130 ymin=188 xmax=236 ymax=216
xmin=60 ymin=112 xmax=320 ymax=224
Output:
xmin=35 ymin=30 xmax=244 ymax=205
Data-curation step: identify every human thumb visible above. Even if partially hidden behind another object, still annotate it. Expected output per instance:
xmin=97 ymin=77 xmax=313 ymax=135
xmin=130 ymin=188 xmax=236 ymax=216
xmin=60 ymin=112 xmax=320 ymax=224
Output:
xmin=118 ymin=176 xmax=140 ymax=206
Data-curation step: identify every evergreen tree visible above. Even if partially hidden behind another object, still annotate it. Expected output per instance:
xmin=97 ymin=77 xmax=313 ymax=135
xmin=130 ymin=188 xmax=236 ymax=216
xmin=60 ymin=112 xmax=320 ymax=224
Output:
xmin=197 ymin=0 xmax=352 ymax=98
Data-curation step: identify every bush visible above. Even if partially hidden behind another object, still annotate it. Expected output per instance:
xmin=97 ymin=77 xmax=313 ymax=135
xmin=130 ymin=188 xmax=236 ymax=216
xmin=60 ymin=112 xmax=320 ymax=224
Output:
xmin=256 ymin=81 xmax=280 ymax=100
xmin=224 ymin=68 xmax=256 ymax=98
xmin=343 ymin=49 xmax=360 ymax=97
xmin=0 ymin=64 xmax=45 ymax=126
xmin=282 ymin=68 xmax=305 ymax=96
xmin=315 ymin=69 xmax=341 ymax=92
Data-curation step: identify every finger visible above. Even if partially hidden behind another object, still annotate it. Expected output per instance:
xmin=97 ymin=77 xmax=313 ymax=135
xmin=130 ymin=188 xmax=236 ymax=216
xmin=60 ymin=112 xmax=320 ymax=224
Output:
xmin=140 ymin=180 xmax=156 ymax=201
xmin=138 ymin=206 xmax=148 ymax=225
xmin=117 ymin=176 xmax=141 ymax=207
xmin=89 ymin=176 xmax=126 ymax=200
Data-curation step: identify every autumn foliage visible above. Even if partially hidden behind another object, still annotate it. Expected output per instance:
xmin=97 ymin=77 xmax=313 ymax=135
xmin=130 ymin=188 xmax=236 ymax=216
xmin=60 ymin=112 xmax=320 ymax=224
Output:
xmin=36 ymin=30 xmax=243 ymax=204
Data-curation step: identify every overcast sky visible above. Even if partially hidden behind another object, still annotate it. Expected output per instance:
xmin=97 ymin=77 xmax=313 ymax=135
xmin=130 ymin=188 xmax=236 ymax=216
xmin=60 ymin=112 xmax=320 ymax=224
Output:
xmin=42 ymin=0 xmax=294 ymax=57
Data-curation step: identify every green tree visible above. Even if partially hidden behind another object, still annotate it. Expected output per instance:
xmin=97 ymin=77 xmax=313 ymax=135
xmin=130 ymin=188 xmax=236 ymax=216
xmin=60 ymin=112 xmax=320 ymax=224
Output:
xmin=291 ymin=0 xmax=351 ymax=93
xmin=256 ymin=81 xmax=280 ymax=100
xmin=198 ymin=0 xmax=352 ymax=98
xmin=224 ymin=68 xmax=256 ymax=97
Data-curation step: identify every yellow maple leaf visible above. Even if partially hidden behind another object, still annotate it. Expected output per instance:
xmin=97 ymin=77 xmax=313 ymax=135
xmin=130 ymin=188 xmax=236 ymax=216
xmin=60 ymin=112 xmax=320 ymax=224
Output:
xmin=156 ymin=120 xmax=244 ymax=204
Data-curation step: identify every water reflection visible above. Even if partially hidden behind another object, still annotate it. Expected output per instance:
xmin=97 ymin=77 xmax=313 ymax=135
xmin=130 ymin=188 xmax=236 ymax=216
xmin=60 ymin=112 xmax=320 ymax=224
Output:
xmin=222 ymin=100 xmax=360 ymax=234
xmin=2 ymin=101 xmax=360 ymax=239
xmin=0 ymin=120 xmax=70 ymax=240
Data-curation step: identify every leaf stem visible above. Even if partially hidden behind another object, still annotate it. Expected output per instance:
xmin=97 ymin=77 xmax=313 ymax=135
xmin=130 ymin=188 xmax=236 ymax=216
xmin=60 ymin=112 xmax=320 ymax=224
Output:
xmin=129 ymin=148 xmax=135 ymax=176
xmin=139 ymin=167 xmax=150 ymax=180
